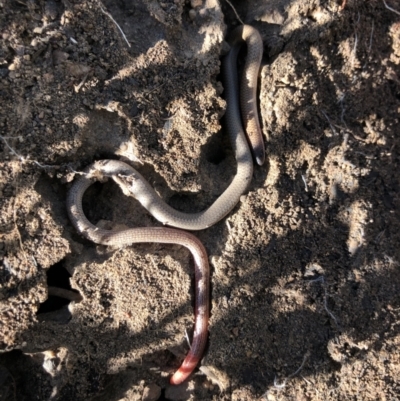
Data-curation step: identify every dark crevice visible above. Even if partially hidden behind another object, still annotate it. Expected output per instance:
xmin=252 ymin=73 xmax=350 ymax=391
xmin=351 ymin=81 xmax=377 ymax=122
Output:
xmin=203 ymin=129 xmax=227 ymax=165
xmin=37 ymin=259 xmax=81 ymax=315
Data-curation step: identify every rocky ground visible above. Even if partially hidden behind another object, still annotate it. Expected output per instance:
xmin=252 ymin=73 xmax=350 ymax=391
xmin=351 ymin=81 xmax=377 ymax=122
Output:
xmin=1 ymin=0 xmax=400 ymax=400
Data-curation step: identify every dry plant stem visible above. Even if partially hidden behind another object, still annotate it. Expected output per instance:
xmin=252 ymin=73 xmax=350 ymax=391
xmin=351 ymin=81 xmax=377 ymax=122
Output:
xmin=261 ymin=352 xmax=309 ymax=399
xmin=10 ymin=164 xmax=28 ymax=264
xmin=320 ymin=110 xmax=338 ymax=136
xmin=67 ymin=172 xmax=209 ymax=385
xmin=99 ymin=4 xmax=131 ymax=47
xmin=224 ymin=0 xmax=244 ymax=25
xmin=383 ymin=0 xmax=400 ymax=16
xmin=368 ymin=21 xmax=374 ymax=54
xmin=0 ymin=135 xmax=60 ymax=169
xmin=308 ymin=276 xmax=339 ymax=327
xmin=272 ymin=354 xmax=308 ymax=388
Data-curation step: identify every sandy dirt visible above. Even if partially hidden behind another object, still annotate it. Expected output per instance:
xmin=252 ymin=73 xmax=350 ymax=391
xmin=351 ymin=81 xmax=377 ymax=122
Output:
xmin=1 ymin=0 xmax=400 ymax=400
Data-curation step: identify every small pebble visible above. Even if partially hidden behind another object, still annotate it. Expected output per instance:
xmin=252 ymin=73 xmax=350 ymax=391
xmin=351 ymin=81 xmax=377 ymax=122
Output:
xmin=190 ymin=0 xmax=202 ymax=8
xmin=189 ymin=9 xmax=196 ymax=20
xmin=142 ymin=383 xmax=161 ymax=401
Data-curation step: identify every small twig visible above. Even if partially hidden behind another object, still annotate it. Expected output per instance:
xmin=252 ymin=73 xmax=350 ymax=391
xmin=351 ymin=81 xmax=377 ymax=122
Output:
xmin=0 ymin=135 xmax=23 ymax=139
xmin=224 ymin=0 xmax=244 ymax=25
xmin=307 ymin=276 xmax=324 ymax=284
xmin=351 ymin=32 xmax=358 ymax=68
xmin=339 ymin=0 xmax=347 ymax=11
xmin=308 ymin=276 xmax=339 ymax=328
xmin=99 ymin=4 xmax=131 ymax=48
xmin=184 ymin=328 xmax=192 ymax=349
xmin=300 ymin=375 xmax=312 ymax=385
xmin=74 ymin=71 xmax=89 ymax=93
xmin=322 ymin=284 xmax=339 ymax=327
xmin=273 ymin=377 xmax=287 ymax=389
xmin=301 ymin=175 xmax=308 ymax=192
xmin=368 ymin=20 xmax=374 ymax=54
xmin=8 ymin=162 xmax=28 ymax=264
xmin=383 ymin=0 xmax=400 ymax=16
xmin=13 ymin=194 xmax=27 ymax=263
xmin=321 ymin=110 xmax=338 ymax=136
xmin=0 ymin=135 xmax=59 ymax=169
xmin=375 ymin=230 xmax=385 ymax=243
xmin=261 ymin=352 xmax=309 ymax=399
xmin=287 ymin=352 xmax=309 ymax=379
xmin=0 ymin=134 xmax=25 ymax=162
